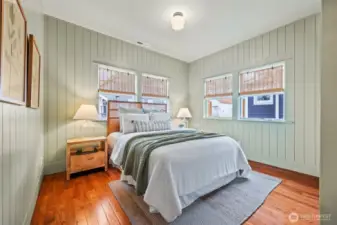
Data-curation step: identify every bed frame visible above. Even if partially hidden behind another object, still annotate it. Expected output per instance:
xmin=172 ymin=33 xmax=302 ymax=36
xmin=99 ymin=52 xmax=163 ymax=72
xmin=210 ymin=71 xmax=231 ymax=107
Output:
xmin=107 ymin=100 xmax=167 ymax=135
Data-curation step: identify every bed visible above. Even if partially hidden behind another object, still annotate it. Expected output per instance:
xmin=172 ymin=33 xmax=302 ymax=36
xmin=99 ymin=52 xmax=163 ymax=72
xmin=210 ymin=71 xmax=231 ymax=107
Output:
xmin=107 ymin=101 xmax=252 ymax=222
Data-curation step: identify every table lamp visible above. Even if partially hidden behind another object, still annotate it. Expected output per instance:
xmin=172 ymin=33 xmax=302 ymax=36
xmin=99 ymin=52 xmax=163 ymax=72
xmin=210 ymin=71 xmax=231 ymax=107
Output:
xmin=177 ymin=108 xmax=192 ymax=128
xmin=73 ymin=104 xmax=98 ymax=129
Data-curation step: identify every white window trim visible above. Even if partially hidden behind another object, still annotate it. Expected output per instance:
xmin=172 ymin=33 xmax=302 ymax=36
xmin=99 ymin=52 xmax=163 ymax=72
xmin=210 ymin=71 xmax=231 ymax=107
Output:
xmin=141 ymin=73 xmax=170 ymax=98
xmin=203 ymin=73 xmax=233 ymax=119
xmin=203 ymin=96 xmax=233 ymax=120
xmin=237 ymin=61 xmax=286 ymax=122
xmin=97 ymin=64 xmax=138 ymax=94
xmin=97 ymin=64 xmax=138 ymax=121
xmin=237 ymin=92 xmax=286 ymax=122
xmin=239 ymin=61 xmax=286 ymax=94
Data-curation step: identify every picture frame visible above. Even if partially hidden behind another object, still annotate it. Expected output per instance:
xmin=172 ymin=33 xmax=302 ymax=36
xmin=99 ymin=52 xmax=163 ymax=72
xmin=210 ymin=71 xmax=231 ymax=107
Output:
xmin=0 ymin=0 xmax=27 ymax=105
xmin=27 ymin=34 xmax=41 ymax=108
xmin=253 ymin=94 xmax=274 ymax=105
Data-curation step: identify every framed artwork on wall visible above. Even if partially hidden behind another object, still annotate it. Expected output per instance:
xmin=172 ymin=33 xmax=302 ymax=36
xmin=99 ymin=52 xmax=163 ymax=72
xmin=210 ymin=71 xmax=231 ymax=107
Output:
xmin=0 ymin=0 xmax=27 ymax=105
xmin=27 ymin=34 xmax=41 ymax=108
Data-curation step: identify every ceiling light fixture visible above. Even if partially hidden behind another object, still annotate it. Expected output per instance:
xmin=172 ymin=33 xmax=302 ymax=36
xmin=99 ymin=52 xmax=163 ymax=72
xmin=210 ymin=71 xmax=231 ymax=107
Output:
xmin=171 ymin=12 xmax=185 ymax=31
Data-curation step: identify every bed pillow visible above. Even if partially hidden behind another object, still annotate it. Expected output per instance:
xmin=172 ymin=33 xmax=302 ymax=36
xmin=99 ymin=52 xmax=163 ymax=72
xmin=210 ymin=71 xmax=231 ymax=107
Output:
xmin=122 ymin=113 xmax=149 ymax=134
xmin=142 ymin=108 xmax=161 ymax=113
xmin=119 ymin=107 xmax=144 ymax=132
xmin=135 ymin=120 xmax=171 ymax=132
xmin=150 ymin=112 xmax=171 ymax=121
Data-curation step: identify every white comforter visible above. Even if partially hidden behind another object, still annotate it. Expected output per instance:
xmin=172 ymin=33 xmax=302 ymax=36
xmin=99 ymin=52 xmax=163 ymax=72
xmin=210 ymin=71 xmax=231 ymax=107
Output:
xmin=110 ymin=129 xmax=251 ymax=222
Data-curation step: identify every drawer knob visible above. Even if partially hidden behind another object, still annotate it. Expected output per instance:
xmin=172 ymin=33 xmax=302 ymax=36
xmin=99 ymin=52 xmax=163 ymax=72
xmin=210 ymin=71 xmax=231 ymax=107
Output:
xmin=87 ymin=157 xmax=94 ymax=160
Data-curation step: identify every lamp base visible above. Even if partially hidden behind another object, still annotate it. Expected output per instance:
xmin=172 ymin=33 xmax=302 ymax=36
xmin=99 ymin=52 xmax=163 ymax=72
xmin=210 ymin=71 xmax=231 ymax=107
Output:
xmin=179 ymin=118 xmax=188 ymax=128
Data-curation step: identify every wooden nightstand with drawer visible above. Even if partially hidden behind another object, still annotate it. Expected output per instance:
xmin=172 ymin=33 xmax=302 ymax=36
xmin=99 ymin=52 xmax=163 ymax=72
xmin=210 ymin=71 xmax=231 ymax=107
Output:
xmin=66 ymin=136 xmax=108 ymax=180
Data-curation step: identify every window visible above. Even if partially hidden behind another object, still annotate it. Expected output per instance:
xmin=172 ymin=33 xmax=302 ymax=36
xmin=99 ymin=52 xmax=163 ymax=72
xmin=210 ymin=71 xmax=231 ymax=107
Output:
xmin=98 ymin=65 xmax=137 ymax=120
xmin=238 ymin=62 xmax=285 ymax=121
xmin=141 ymin=74 xmax=169 ymax=111
xmin=204 ymin=74 xmax=233 ymax=118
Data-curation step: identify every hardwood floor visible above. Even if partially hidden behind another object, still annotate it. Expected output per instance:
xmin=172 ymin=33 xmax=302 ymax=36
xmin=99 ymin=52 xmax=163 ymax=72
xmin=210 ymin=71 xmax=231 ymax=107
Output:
xmin=31 ymin=161 xmax=319 ymax=225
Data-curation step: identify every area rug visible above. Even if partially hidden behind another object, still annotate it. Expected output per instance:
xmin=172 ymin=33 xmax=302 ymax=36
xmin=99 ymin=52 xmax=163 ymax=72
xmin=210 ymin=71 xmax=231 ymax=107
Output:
xmin=109 ymin=171 xmax=281 ymax=225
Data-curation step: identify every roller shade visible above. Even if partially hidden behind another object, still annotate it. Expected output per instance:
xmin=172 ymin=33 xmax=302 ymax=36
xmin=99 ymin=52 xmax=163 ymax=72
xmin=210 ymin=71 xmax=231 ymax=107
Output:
xmin=142 ymin=74 xmax=168 ymax=98
xmin=205 ymin=75 xmax=232 ymax=97
xmin=98 ymin=66 xmax=136 ymax=95
xmin=239 ymin=65 xmax=284 ymax=95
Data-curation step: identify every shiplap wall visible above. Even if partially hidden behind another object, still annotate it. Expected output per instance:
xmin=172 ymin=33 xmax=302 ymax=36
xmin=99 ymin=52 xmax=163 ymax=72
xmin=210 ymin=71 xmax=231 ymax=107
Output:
xmin=188 ymin=14 xmax=320 ymax=176
xmin=0 ymin=0 xmax=45 ymax=225
xmin=44 ymin=16 xmax=189 ymax=174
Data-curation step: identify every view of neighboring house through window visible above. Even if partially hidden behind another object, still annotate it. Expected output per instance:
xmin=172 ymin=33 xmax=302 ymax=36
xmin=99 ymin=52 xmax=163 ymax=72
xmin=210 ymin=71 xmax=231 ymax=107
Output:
xmin=141 ymin=74 xmax=169 ymax=112
xmin=204 ymin=74 xmax=233 ymax=118
xmin=97 ymin=64 xmax=137 ymax=120
xmin=238 ymin=62 xmax=285 ymax=121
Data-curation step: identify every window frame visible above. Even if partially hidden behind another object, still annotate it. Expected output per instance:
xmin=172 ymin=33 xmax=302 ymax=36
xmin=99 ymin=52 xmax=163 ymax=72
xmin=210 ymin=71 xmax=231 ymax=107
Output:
xmin=141 ymin=73 xmax=170 ymax=111
xmin=97 ymin=64 xmax=138 ymax=120
xmin=97 ymin=64 xmax=138 ymax=95
xmin=141 ymin=73 xmax=169 ymax=98
xmin=203 ymin=73 xmax=233 ymax=120
xmin=237 ymin=62 xmax=286 ymax=122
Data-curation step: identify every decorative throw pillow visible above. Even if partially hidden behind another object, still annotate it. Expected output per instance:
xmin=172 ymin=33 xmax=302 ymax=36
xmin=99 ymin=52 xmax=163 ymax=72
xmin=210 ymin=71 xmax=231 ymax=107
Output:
xmin=122 ymin=113 xmax=149 ymax=134
xmin=135 ymin=120 xmax=171 ymax=132
xmin=142 ymin=108 xmax=161 ymax=113
xmin=119 ymin=107 xmax=144 ymax=132
xmin=150 ymin=112 xmax=171 ymax=121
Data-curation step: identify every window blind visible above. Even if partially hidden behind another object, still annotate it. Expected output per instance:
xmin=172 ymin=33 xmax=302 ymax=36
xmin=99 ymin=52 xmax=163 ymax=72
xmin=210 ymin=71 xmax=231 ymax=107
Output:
xmin=205 ymin=75 xmax=232 ymax=97
xmin=98 ymin=66 xmax=136 ymax=95
xmin=239 ymin=65 xmax=284 ymax=95
xmin=142 ymin=74 xmax=168 ymax=98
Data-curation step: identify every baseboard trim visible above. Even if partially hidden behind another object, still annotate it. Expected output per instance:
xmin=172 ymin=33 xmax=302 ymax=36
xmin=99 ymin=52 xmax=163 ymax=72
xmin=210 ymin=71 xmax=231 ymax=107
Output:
xmin=22 ymin=165 xmax=44 ymax=225
xmin=247 ymin=154 xmax=319 ymax=177
xmin=44 ymin=160 xmax=66 ymax=175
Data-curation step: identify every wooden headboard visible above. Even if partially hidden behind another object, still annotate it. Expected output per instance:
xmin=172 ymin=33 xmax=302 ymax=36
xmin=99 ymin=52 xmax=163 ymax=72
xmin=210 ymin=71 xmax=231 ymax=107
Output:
xmin=107 ymin=100 xmax=167 ymax=135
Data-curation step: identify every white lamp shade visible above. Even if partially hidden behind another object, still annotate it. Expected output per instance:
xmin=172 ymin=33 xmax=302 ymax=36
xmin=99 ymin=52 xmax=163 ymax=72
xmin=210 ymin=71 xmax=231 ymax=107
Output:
xmin=177 ymin=108 xmax=192 ymax=118
xmin=73 ymin=104 xmax=98 ymax=120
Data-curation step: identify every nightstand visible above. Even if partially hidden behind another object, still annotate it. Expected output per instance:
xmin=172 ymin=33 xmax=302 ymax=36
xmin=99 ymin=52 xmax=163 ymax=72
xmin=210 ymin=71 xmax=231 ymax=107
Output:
xmin=66 ymin=136 xmax=108 ymax=180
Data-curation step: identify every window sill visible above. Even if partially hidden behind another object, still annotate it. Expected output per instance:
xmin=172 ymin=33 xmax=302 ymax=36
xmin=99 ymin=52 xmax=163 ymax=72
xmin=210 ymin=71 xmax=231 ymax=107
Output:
xmin=237 ymin=119 xmax=294 ymax=124
xmin=202 ymin=117 xmax=294 ymax=124
xmin=203 ymin=117 xmax=233 ymax=121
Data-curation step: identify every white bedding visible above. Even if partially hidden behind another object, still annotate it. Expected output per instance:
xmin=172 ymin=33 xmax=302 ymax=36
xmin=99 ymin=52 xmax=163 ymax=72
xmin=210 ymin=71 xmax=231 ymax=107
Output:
xmin=107 ymin=132 xmax=123 ymax=148
xmin=110 ymin=129 xmax=251 ymax=222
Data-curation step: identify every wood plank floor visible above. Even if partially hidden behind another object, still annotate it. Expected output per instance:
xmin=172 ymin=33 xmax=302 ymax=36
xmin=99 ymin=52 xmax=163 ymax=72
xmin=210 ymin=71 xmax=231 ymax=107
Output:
xmin=31 ymin=161 xmax=319 ymax=225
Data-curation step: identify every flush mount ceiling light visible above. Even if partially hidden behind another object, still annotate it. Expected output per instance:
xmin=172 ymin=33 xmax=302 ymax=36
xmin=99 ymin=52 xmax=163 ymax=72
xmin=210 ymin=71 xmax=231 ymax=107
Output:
xmin=171 ymin=12 xmax=185 ymax=31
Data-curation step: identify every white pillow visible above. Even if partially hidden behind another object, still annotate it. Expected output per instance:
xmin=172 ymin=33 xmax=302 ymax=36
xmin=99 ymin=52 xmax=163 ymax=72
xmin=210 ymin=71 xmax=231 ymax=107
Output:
xmin=122 ymin=113 xmax=149 ymax=134
xmin=150 ymin=112 xmax=171 ymax=121
xmin=119 ymin=107 xmax=144 ymax=132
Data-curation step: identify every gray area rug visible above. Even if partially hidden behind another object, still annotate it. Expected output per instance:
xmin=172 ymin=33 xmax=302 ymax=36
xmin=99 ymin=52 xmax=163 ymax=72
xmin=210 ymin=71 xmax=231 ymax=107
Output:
xmin=109 ymin=171 xmax=281 ymax=225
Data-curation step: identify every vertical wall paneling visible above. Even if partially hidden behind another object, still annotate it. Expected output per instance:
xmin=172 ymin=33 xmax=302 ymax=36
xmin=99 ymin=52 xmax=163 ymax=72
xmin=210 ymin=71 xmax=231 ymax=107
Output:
xmin=0 ymin=103 xmax=2 ymax=224
xmin=315 ymin=15 xmax=321 ymax=167
xmin=47 ymin=17 xmax=58 ymax=164
xmin=0 ymin=1 xmax=46 ymax=224
xmin=57 ymin=21 xmax=67 ymax=161
xmin=2 ymin=104 xmax=10 ymax=225
xmin=294 ymin=19 xmax=305 ymax=164
xmin=269 ymin=30 xmax=278 ymax=57
xmin=66 ymin=23 xmax=75 ymax=140
xmin=304 ymin=16 xmax=316 ymax=166
xmin=44 ymin=16 xmax=189 ymax=174
xmin=188 ymin=14 xmax=320 ymax=176
xmin=262 ymin=33 xmax=270 ymax=58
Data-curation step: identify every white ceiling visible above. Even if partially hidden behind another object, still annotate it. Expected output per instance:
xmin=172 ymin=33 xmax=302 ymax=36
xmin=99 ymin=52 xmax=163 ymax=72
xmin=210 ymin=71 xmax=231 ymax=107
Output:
xmin=42 ymin=0 xmax=321 ymax=62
